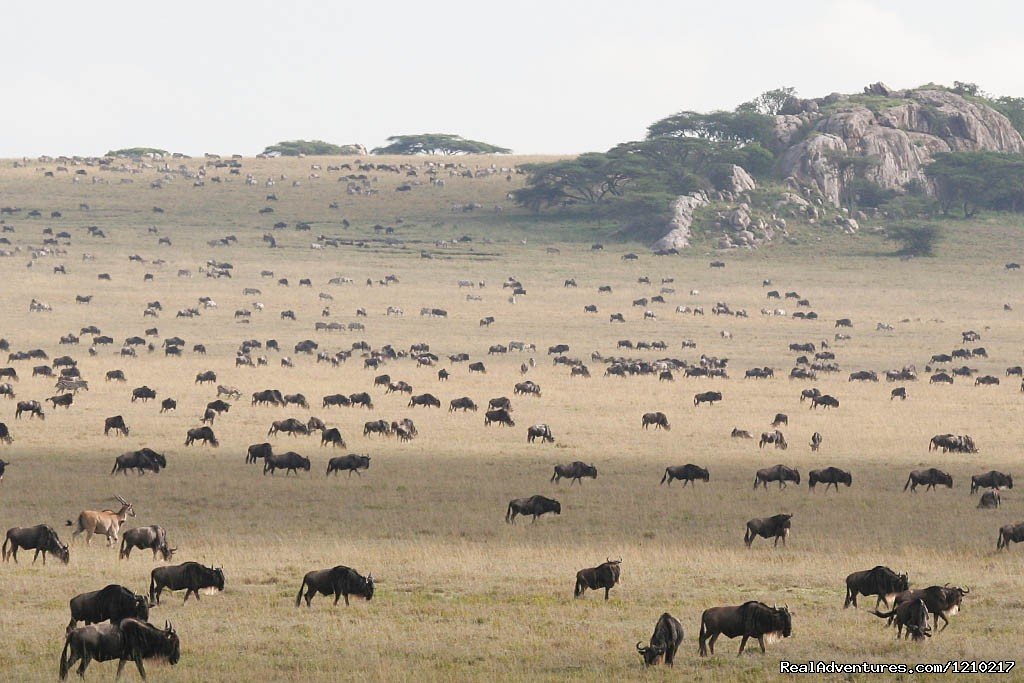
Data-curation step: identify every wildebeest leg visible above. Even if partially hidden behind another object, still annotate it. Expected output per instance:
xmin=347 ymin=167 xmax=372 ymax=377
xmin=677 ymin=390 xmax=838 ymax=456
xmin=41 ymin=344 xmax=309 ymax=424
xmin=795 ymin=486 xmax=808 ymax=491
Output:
xmin=708 ymin=633 xmax=719 ymax=655
xmin=133 ymin=654 xmax=147 ymax=681
xmin=33 ymin=548 xmax=41 ymax=564
xmin=77 ymin=652 xmax=91 ymax=677
xmin=604 ymin=587 xmax=610 ymax=600
xmin=9 ymin=545 xmax=17 ymax=563
xmin=343 ymin=593 xmax=350 ymax=606
xmin=936 ymin=612 xmax=948 ymax=632
xmin=757 ymin=636 xmax=766 ymax=653
xmin=184 ymin=588 xmax=193 ymax=603
xmin=737 ymin=635 xmax=749 ymax=655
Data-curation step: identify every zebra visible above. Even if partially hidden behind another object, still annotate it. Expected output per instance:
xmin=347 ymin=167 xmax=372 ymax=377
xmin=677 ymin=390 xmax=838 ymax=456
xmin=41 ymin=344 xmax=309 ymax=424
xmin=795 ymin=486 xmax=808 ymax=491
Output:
xmin=54 ymin=378 xmax=89 ymax=394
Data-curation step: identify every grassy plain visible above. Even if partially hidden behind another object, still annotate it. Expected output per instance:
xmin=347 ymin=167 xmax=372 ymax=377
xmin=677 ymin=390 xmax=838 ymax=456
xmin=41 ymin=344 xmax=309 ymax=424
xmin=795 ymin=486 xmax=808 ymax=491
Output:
xmin=0 ymin=155 xmax=1023 ymax=681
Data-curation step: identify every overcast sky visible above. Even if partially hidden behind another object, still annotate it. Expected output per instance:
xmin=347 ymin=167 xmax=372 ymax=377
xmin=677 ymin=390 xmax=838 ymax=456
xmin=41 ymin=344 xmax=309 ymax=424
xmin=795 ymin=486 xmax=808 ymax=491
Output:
xmin=5 ymin=0 xmax=1024 ymax=157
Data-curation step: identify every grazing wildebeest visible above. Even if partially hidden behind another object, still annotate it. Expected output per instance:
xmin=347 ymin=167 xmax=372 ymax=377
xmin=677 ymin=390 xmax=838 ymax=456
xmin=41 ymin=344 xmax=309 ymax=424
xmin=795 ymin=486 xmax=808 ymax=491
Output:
xmin=550 ymin=461 xmax=597 ymax=485
xmin=322 ymin=393 xmax=351 ymax=408
xmin=505 ymin=495 xmax=560 ymax=523
xmin=848 ymin=370 xmax=878 ymax=382
xmin=119 ymin=525 xmax=175 ymax=561
xmin=2 ymin=524 xmax=69 ymax=564
xmin=264 ymin=451 xmax=311 ymax=475
xmin=929 ymin=433 xmax=977 ymax=453
xmin=59 ymin=618 xmax=180 ymax=681
xmin=835 ymin=318 xmax=852 ymax=328
xmin=320 ymin=428 xmax=346 ymax=448
xmin=527 ymin=424 xmax=555 ymax=443
xmin=67 ymin=583 xmax=149 ymax=629
xmin=808 ymin=467 xmax=851 ymax=491
xmin=488 ymin=396 xmax=512 ymax=411
xmin=206 ymin=399 xmax=231 ymax=414
xmin=150 ymin=561 xmax=225 ymax=604
xmin=514 ymin=381 xmax=541 ymax=396
xmin=642 ymin=412 xmax=670 ymax=430
xmin=194 ymin=370 xmax=217 ymax=384
xmin=661 ymin=464 xmax=709 ymax=486
xmin=744 ymin=513 xmax=793 ymax=547
xmin=105 ymin=369 xmax=125 ymax=383
xmin=810 ymin=394 xmax=839 ymax=409
xmin=252 ymin=389 xmax=284 ymax=406
xmin=363 ymin=419 xmax=391 ymax=437
xmin=67 ymin=496 xmax=134 ymax=546
xmin=409 ymin=393 xmax=441 ymax=408
xmin=891 ymin=585 xmax=969 ymax=632
xmin=111 ymin=448 xmax=166 ymax=475
xmin=103 ymin=415 xmax=128 ymax=436
xmin=997 ymin=522 xmax=1024 ymax=549
xmin=184 ymin=425 xmax=218 ymax=446
xmin=890 ymin=387 xmax=907 ymax=400
xmin=798 ymin=388 xmax=821 ymax=403
xmin=295 ymin=565 xmax=374 ymax=607
xmin=971 ymin=470 xmax=1012 ymax=494
xmin=131 ymin=386 xmax=156 ymax=402
xmin=758 ymin=430 xmax=788 ymax=450
xmin=268 ymin=418 xmax=308 ymax=437
xmin=844 ymin=565 xmax=909 ymax=609
xmin=978 ymin=490 xmax=1001 ymax=508
xmin=349 ymin=392 xmax=373 ymax=408
xmin=485 ymin=408 xmax=515 ymax=427
xmin=48 ymin=392 xmax=73 ymax=409
xmin=872 ymin=598 xmax=932 ymax=641
xmin=468 ymin=361 xmax=486 ymax=374
xmin=15 ymin=400 xmax=45 ymax=420
xmin=731 ymin=428 xmax=752 ymax=439
xmin=449 ymin=396 xmax=478 ymax=412
xmin=326 ymin=454 xmax=370 ymax=477
xmin=437 ymin=368 xmax=450 ymax=381
xmin=754 ymin=465 xmax=800 ymax=490
xmin=694 ymin=391 xmax=722 ymax=406
xmin=809 ymin=431 xmax=822 ymax=452
xmin=246 ymin=442 xmax=273 ymax=464
xmin=574 ymin=558 xmax=621 ymax=600
xmin=698 ymin=601 xmax=792 ymax=655
xmin=904 ymin=468 xmax=953 ymax=492
xmin=930 ymin=372 xmax=954 ymax=384
xmin=771 ymin=413 xmax=787 ymax=427
xmin=636 ymin=613 xmax=684 ymax=666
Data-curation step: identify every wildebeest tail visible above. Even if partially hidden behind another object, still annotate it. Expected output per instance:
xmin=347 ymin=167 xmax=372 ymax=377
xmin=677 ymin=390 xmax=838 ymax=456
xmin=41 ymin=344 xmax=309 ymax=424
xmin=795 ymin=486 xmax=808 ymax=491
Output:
xmin=505 ymin=502 xmax=514 ymax=523
xmin=149 ymin=572 xmax=159 ymax=603
xmin=871 ymin=607 xmax=896 ymax=620
xmin=550 ymin=469 xmax=558 ymax=483
xmin=119 ymin=535 xmax=128 ymax=559
xmin=743 ymin=524 xmax=753 ymax=546
xmin=1 ymin=535 xmax=9 ymax=561
xmin=697 ymin=615 xmax=709 ymax=656
xmin=660 ymin=469 xmax=669 ymax=485
xmin=59 ymin=631 xmax=72 ymax=681
xmin=295 ymin=576 xmax=307 ymax=607
xmin=998 ymin=528 xmax=1007 ymax=550
xmin=902 ymin=475 xmax=912 ymax=491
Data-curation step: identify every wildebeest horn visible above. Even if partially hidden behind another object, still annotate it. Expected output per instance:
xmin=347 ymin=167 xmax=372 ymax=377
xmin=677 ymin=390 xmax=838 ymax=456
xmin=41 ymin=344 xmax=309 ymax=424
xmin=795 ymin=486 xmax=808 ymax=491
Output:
xmin=961 ymin=586 xmax=970 ymax=594
xmin=635 ymin=642 xmax=645 ymax=652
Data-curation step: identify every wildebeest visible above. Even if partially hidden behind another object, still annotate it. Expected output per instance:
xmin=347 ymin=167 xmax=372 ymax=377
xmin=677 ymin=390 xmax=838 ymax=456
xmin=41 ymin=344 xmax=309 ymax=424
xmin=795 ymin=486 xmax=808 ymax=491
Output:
xmin=997 ymin=522 xmax=1024 ymax=549
xmin=929 ymin=433 xmax=977 ymax=453
xmin=636 ymin=612 xmax=684 ymax=666
xmin=409 ymin=393 xmax=441 ymax=408
xmin=514 ymin=380 xmax=541 ymax=396
xmin=872 ymin=598 xmax=932 ymax=641
xmin=322 ymin=393 xmax=351 ymax=408
xmin=505 ymin=495 xmax=560 ymax=523
xmin=268 ymin=418 xmax=308 ymax=437
xmin=194 ymin=370 xmax=217 ymax=384
xmin=642 ymin=412 xmax=670 ymax=430
xmin=184 ymin=425 xmax=219 ymax=446
xmin=130 ymin=385 xmax=156 ymax=402
xmin=808 ymin=467 xmax=851 ymax=491
xmin=111 ymin=448 xmax=166 ymax=475
xmin=754 ymin=465 xmax=800 ymax=489
xmin=485 ymin=408 xmax=515 ymax=427
xmin=904 ymin=468 xmax=953 ymax=492
xmin=206 ymin=399 xmax=231 ymax=414
xmin=744 ymin=513 xmax=793 ymax=547
xmin=67 ymin=583 xmax=149 ymax=629
xmin=731 ymin=428 xmax=752 ymax=439
xmin=264 ymin=451 xmax=311 ymax=475
xmin=105 ymin=369 xmax=125 ymax=382
xmin=150 ymin=561 xmax=225 ymax=603
xmin=694 ymin=391 xmax=722 ymax=406
xmin=295 ymin=565 xmax=374 ymax=607
xmin=251 ymin=388 xmax=284 ymax=406
xmin=661 ymin=464 xmax=709 ymax=486
xmin=810 ymin=394 xmax=839 ymax=409
xmin=468 ymin=361 xmax=487 ymax=374
xmin=449 ymin=396 xmax=478 ymax=412
xmin=978 ymin=490 xmax=1001 ymax=508
xmin=809 ymin=431 xmax=822 ymax=452
xmin=119 ymin=525 xmax=175 ymax=561
xmin=698 ymin=601 xmax=792 ymax=655
xmin=758 ymin=430 xmax=788 ymax=450
xmin=844 ymin=565 xmax=909 ymax=609
xmin=15 ymin=400 xmax=45 ymax=419
xmin=527 ymin=423 xmax=554 ymax=443
xmin=326 ymin=454 xmax=370 ymax=477
xmin=488 ymin=396 xmax=512 ymax=411
xmin=67 ymin=496 xmax=134 ymax=546
xmin=574 ymin=558 xmax=621 ymax=600
xmin=891 ymin=585 xmax=969 ymax=632
xmin=2 ymin=524 xmax=69 ymax=564
xmin=48 ymin=392 xmax=73 ymax=409
xmin=971 ymin=470 xmax=1012 ymax=494
xmin=349 ymin=392 xmax=374 ymax=408
xmin=321 ymin=428 xmax=346 ymax=448
xmin=550 ymin=461 xmax=597 ymax=485
xmin=890 ymin=387 xmax=907 ymax=400
xmin=849 ymin=370 xmax=878 ymax=382
xmin=59 ymin=618 xmax=180 ymax=681
xmin=103 ymin=415 xmax=128 ymax=436
xmin=363 ymin=419 xmax=391 ymax=436
xmin=246 ymin=442 xmax=273 ymax=464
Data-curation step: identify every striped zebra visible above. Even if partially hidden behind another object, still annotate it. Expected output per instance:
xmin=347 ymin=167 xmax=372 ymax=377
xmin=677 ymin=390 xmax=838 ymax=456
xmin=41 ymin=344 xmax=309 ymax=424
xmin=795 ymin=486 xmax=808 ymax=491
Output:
xmin=54 ymin=378 xmax=89 ymax=394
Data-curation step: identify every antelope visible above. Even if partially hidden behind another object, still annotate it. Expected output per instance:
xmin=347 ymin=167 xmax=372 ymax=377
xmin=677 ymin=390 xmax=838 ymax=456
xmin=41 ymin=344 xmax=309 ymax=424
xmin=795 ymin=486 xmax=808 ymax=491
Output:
xmin=66 ymin=496 xmax=135 ymax=546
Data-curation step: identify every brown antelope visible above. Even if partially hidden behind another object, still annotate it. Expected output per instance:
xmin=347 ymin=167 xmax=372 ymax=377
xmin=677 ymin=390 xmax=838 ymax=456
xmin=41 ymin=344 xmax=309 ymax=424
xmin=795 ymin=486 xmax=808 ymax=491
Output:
xmin=66 ymin=496 xmax=135 ymax=546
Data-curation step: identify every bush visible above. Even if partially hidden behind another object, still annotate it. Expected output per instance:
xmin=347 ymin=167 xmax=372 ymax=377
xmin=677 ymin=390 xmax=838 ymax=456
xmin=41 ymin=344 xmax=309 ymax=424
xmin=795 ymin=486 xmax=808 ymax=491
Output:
xmin=885 ymin=224 xmax=942 ymax=257
xmin=263 ymin=140 xmax=363 ymax=156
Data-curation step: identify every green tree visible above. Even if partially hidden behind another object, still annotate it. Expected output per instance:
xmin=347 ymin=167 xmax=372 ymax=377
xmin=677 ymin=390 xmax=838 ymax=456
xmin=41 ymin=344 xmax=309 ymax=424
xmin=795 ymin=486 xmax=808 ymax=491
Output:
xmin=105 ymin=147 xmax=168 ymax=157
xmin=513 ymin=154 xmax=632 ymax=210
xmin=925 ymin=151 xmax=1024 ymax=216
xmin=645 ymin=109 xmax=775 ymax=147
xmin=371 ymin=134 xmax=510 ymax=155
xmin=737 ymin=87 xmax=798 ymax=116
xmin=886 ymin=225 xmax=942 ymax=257
xmin=263 ymin=140 xmax=364 ymax=156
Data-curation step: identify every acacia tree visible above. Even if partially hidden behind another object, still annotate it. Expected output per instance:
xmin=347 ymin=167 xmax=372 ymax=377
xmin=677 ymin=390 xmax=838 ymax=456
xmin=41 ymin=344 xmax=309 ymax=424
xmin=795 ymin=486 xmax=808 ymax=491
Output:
xmin=371 ymin=134 xmax=510 ymax=155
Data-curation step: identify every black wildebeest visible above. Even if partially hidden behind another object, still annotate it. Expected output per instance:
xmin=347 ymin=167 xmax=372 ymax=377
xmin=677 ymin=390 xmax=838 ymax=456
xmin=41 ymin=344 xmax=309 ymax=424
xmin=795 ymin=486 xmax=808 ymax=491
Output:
xmin=131 ymin=386 xmax=156 ymax=402
xmin=68 ymin=584 xmax=149 ymax=629
xmin=59 ymin=618 xmax=179 ymax=681
xmin=904 ymin=468 xmax=953 ymax=492
xmin=759 ymin=430 xmax=787 ymax=450
xmin=150 ymin=562 xmax=225 ymax=604
xmin=642 ymin=412 xmax=670 ymax=430
xmin=970 ymin=470 xmax=1012 ymax=494
xmin=810 ymin=394 xmax=839 ymax=409
xmin=3 ymin=524 xmax=69 ymax=564
xmin=349 ymin=392 xmax=373 ymax=409
xmin=550 ymin=461 xmax=597 ymax=485
xmin=111 ymin=448 xmax=166 ymax=475
xmin=321 ymin=428 xmax=346 ymax=448
xmin=184 ymin=425 xmax=218 ymax=446
xmin=363 ymin=419 xmax=391 ymax=437
xmin=844 ymin=566 xmax=909 ymax=609
xmin=744 ymin=513 xmax=793 ymax=547
xmin=891 ymin=585 xmax=969 ymax=632
xmin=322 ymin=393 xmax=351 ymax=408
xmin=872 ymin=598 xmax=932 ymax=641
xmin=810 ymin=431 xmax=822 ymax=452
xmin=409 ymin=393 xmax=441 ymax=408
xmin=206 ymin=399 xmax=231 ymax=414
xmin=891 ymin=387 xmax=907 ymax=400
xmin=468 ymin=361 xmax=486 ymax=374
xmin=527 ymin=424 xmax=555 ymax=443
xmin=15 ymin=400 xmax=45 ymax=419
xmin=0 ymin=458 xmax=7 ymax=480
xmin=694 ymin=391 xmax=722 ymax=406
xmin=449 ymin=396 xmax=477 ymax=412
xmin=48 ymin=392 xmax=73 ymax=409
xmin=808 ymin=467 xmax=851 ymax=491
xmin=488 ymin=396 xmax=512 ymax=411
xmin=771 ymin=413 xmax=787 ymax=427
xmin=268 ymin=418 xmax=308 ymax=437
xmin=754 ymin=465 xmax=800 ymax=489
xmin=506 ymin=495 xmax=560 ymax=523
xmin=195 ymin=370 xmax=217 ymax=384
xmin=119 ymin=525 xmax=175 ymax=561
xmin=661 ymin=464 xmax=709 ymax=486
xmin=997 ymin=522 xmax=1024 ymax=549
xmin=326 ymin=454 xmax=370 ymax=477
xmin=252 ymin=388 xmax=284 ymax=406
xmin=849 ymin=370 xmax=878 ymax=382
xmin=636 ymin=613 xmax=684 ymax=666
xmin=264 ymin=451 xmax=311 ymax=475
xmin=246 ymin=442 xmax=273 ymax=464
xmin=574 ymin=558 xmax=621 ymax=600
xmin=978 ymin=490 xmax=1001 ymax=508
xmin=295 ymin=565 xmax=374 ymax=607
xmin=698 ymin=601 xmax=792 ymax=655
xmin=103 ymin=415 xmax=128 ymax=436
xmin=485 ymin=408 xmax=515 ymax=427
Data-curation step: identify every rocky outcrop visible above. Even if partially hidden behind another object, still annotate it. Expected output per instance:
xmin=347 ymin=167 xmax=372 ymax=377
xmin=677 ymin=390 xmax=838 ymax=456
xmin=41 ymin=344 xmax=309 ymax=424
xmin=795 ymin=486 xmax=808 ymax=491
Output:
xmin=653 ymin=192 xmax=708 ymax=250
xmin=776 ymin=86 xmax=1024 ymax=206
xmin=726 ymin=164 xmax=756 ymax=193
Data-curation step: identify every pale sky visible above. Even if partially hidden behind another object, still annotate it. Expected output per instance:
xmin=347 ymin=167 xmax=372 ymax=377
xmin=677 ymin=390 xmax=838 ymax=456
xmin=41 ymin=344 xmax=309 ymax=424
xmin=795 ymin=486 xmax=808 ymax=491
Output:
xmin=4 ymin=0 xmax=1024 ymax=157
